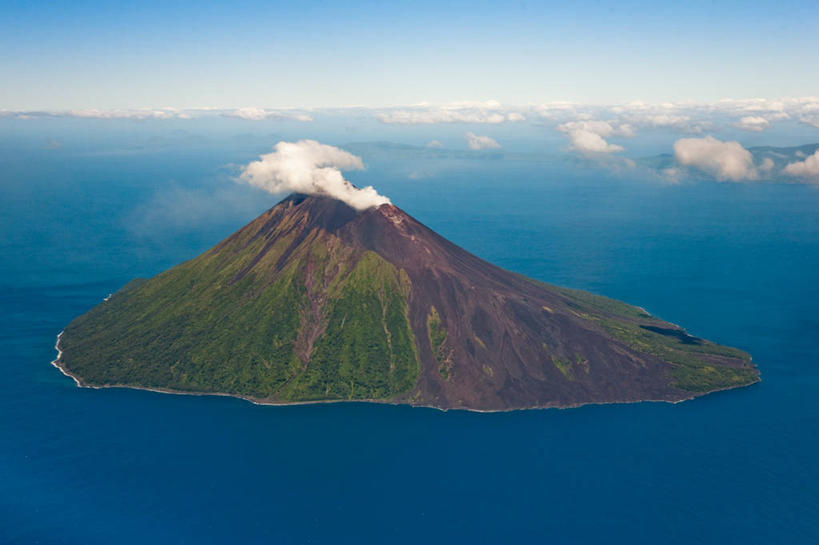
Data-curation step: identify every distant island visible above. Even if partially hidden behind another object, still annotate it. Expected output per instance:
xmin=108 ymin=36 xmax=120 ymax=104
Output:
xmin=53 ymin=194 xmax=759 ymax=411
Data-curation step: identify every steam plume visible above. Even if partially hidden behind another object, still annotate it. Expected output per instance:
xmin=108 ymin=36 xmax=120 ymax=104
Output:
xmin=239 ymin=140 xmax=390 ymax=210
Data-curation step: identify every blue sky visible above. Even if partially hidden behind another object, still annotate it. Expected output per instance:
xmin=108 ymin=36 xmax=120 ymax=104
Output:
xmin=2 ymin=0 xmax=818 ymax=109
xmin=3 ymin=0 xmax=819 ymax=184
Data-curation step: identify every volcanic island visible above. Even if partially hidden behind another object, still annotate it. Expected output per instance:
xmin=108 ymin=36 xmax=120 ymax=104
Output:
xmin=53 ymin=194 xmax=759 ymax=410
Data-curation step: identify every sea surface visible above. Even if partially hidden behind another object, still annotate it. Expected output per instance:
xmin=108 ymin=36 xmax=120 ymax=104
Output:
xmin=2 ymin=135 xmax=818 ymax=544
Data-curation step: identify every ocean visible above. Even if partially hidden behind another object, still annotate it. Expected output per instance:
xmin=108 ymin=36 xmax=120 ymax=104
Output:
xmin=2 ymin=131 xmax=818 ymax=544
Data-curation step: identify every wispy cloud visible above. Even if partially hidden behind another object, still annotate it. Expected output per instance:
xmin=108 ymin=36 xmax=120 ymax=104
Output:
xmin=733 ymin=116 xmax=770 ymax=132
xmin=69 ymin=108 xmax=193 ymax=120
xmin=545 ymin=96 xmax=819 ymax=140
xmin=4 ymin=96 xmax=819 ymax=132
xmin=801 ymin=115 xmax=819 ymax=129
xmin=709 ymin=97 xmax=819 ymax=128
xmin=465 ymin=132 xmax=501 ymax=150
xmin=224 ymin=107 xmax=313 ymax=121
xmin=125 ymin=184 xmax=267 ymax=241
xmin=0 ymin=108 xmax=192 ymax=120
xmin=377 ymin=100 xmax=525 ymax=125
xmin=0 ymin=107 xmax=312 ymax=121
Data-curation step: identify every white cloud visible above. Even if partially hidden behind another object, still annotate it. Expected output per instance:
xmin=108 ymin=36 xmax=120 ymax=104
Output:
xmin=465 ymin=132 xmax=501 ymax=150
xmin=426 ymin=140 xmax=444 ymax=148
xmin=378 ymin=111 xmax=505 ymax=124
xmin=377 ymin=101 xmax=525 ymax=125
xmin=734 ymin=116 xmax=770 ymax=132
xmin=800 ymin=114 xmax=819 ymax=129
xmin=783 ymin=150 xmax=819 ymax=181
xmin=4 ymin=96 xmax=819 ymax=131
xmin=239 ymin=140 xmax=390 ymax=210
xmin=535 ymin=102 xmax=578 ymax=116
xmin=673 ymin=136 xmax=757 ymax=181
xmin=608 ymin=97 xmax=819 ymax=134
xmin=640 ymin=114 xmax=703 ymax=133
xmin=61 ymin=108 xmax=191 ymax=120
xmin=557 ymin=120 xmax=628 ymax=154
xmin=608 ymin=102 xmax=707 ymax=134
xmin=716 ymin=98 xmax=787 ymax=114
xmin=713 ymin=97 xmax=819 ymax=127
xmin=0 ymin=107 xmax=311 ymax=121
xmin=226 ymin=107 xmax=268 ymax=121
xmin=569 ymin=131 xmax=623 ymax=154
xmin=225 ymin=107 xmax=312 ymax=122
xmin=0 ymin=108 xmax=193 ymax=120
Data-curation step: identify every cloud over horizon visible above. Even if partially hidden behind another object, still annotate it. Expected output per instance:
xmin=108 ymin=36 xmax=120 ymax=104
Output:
xmin=465 ymin=132 xmax=501 ymax=150
xmin=784 ymin=150 xmax=819 ymax=181
xmin=224 ymin=107 xmax=313 ymax=122
xmin=0 ymin=108 xmax=194 ymax=120
xmin=3 ymin=96 xmax=819 ymax=135
xmin=0 ymin=107 xmax=313 ymax=122
xmin=377 ymin=101 xmax=525 ymax=125
xmin=734 ymin=116 xmax=770 ymax=132
xmin=673 ymin=136 xmax=758 ymax=181
xmin=239 ymin=140 xmax=390 ymax=210
xmin=557 ymin=120 xmax=629 ymax=154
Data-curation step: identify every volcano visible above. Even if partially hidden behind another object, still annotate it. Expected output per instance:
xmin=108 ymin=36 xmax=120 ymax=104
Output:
xmin=56 ymin=194 xmax=759 ymax=410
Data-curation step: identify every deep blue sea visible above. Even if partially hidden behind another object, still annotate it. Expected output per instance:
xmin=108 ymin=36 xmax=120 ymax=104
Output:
xmin=2 ymin=131 xmax=818 ymax=544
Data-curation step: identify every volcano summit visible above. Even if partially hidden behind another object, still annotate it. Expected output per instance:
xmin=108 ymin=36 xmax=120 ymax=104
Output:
xmin=55 ymin=194 xmax=759 ymax=410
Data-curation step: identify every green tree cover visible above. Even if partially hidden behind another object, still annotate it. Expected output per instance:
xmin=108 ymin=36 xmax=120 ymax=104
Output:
xmin=278 ymin=252 xmax=419 ymax=401
xmin=60 ymin=233 xmax=420 ymax=401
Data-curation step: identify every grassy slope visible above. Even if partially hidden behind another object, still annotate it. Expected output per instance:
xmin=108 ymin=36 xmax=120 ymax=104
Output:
xmin=60 ymin=230 xmax=420 ymax=401
xmin=552 ymin=286 xmax=759 ymax=392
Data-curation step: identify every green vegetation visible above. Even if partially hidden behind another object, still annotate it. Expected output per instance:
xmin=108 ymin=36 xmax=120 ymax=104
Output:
xmin=551 ymin=356 xmax=573 ymax=379
xmin=555 ymin=287 xmax=758 ymax=392
xmin=426 ymin=306 xmax=452 ymax=380
xmin=549 ymin=354 xmax=588 ymax=379
xmin=60 ymin=230 xmax=420 ymax=402
xmin=279 ymin=252 xmax=419 ymax=401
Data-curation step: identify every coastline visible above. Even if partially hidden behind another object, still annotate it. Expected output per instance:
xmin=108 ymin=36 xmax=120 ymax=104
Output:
xmin=50 ymin=331 xmax=83 ymax=388
xmin=49 ymin=332 xmax=759 ymax=414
